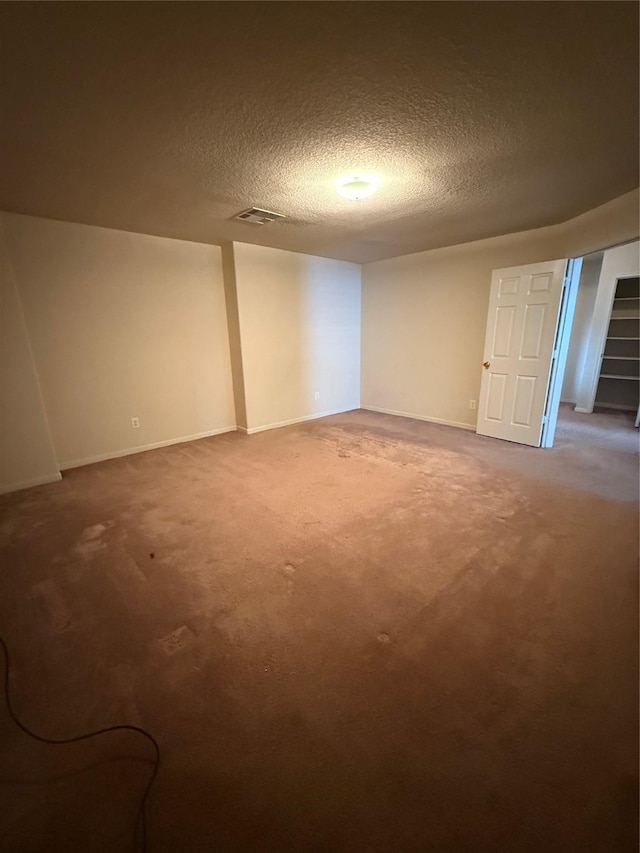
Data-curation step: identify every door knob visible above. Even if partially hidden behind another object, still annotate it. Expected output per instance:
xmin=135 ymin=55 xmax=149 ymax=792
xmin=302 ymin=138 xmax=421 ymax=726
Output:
xmin=483 ymin=361 xmax=491 ymax=369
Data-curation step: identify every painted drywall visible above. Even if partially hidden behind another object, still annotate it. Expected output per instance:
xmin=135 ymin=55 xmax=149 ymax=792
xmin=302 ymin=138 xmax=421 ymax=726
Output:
xmin=2 ymin=5 xmax=638 ymax=264
xmin=0 ymin=225 xmax=60 ymax=493
xmin=1 ymin=187 xmax=636 ymax=491
xmin=561 ymin=252 xmax=604 ymax=404
xmin=1 ymin=213 xmax=236 ymax=469
xmin=558 ymin=189 xmax=640 ymax=259
xmin=575 ymin=240 xmax=640 ymax=413
xmin=231 ymin=243 xmax=361 ymax=432
xmin=361 ymin=191 xmax=639 ymax=429
xmin=361 ymin=225 xmax=564 ymax=428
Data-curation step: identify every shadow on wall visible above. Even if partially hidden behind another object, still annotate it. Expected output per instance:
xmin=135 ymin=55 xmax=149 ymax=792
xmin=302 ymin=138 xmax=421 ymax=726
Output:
xmin=302 ymin=255 xmax=362 ymax=419
xmin=0 ymin=222 xmax=60 ymax=493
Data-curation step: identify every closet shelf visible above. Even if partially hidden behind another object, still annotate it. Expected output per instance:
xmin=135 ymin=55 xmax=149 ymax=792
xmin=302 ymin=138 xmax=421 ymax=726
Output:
xmin=599 ymin=373 xmax=640 ymax=381
xmin=594 ymin=277 xmax=639 ymax=417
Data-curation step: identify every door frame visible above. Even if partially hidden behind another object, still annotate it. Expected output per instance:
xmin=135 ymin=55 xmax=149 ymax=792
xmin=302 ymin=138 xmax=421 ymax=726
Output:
xmin=540 ymin=257 xmax=583 ymax=447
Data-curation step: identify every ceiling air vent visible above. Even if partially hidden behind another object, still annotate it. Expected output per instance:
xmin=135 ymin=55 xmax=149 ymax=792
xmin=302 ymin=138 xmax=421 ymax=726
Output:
xmin=233 ymin=207 xmax=285 ymax=226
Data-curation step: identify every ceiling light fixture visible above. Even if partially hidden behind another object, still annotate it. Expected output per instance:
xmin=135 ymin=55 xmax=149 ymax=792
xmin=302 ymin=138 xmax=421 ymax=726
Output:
xmin=335 ymin=173 xmax=378 ymax=200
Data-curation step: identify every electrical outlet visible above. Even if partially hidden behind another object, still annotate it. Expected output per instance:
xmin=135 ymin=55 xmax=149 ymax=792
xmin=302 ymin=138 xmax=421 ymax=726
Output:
xmin=131 ymin=417 xmax=140 ymax=428
xmin=314 ymin=391 xmax=320 ymax=401
xmin=469 ymin=400 xmax=477 ymax=410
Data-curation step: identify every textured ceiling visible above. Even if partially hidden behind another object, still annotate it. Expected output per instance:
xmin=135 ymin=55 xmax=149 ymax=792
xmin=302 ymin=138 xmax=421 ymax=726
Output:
xmin=0 ymin=2 xmax=638 ymax=263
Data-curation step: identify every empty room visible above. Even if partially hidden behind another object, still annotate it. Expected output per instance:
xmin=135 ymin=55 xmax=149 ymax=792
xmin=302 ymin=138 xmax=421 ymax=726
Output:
xmin=1 ymin=2 xmax=638 ymax=852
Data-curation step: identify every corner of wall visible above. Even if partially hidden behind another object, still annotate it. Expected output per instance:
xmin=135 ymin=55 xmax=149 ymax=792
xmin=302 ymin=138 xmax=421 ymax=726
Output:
xmin=230 ymin=243 xmax=362 ymax=433
xmin=221 ymin=242 xmax=248 ymax=430
xmin=0 ymin=216 xmax=60 ymax=494
xmin=558 ymin=188 xmax=640 ymax=258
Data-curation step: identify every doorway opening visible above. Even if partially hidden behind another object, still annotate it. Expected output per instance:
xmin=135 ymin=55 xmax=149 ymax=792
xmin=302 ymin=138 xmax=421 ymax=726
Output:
xmin=552 ymin=242 xmax=639 ymax=450
xmin=476 ymin=240 xmax=639 ymax=450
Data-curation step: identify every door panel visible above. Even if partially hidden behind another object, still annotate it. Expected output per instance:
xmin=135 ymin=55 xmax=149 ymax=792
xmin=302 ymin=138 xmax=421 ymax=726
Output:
xmin=530 ymin=272 xmax=553 ymax=292
xmin=513 ymin=375 xmax=536 ymax=426
xmin=494 ymin=306 xmax=515 ymax=356
xmin=477 ymin=259 xmax=567 ymax=446
xmin=486 ymin=372 xmax=507 ymax=421
xmin=498 ymin=277 xmax=519 ymax=296
xmin=521 ymin=304 xmax=546 ymax=358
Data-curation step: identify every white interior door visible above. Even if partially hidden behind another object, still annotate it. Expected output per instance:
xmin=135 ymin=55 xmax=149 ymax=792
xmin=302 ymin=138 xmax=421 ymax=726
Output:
xmin=477 ymin=259 xmax=568 ymax=447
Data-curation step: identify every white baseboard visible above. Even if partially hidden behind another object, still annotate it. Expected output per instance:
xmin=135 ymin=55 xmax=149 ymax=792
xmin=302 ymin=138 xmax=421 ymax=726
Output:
xmin=361 ymin=405 xmax=476 ymax=432
xmin=590 ymin=402 xmax=636 ymax=412
xmin=573 ymin=406 xmax=592 ymax=414
xmin=59 ymin=426 xmax=237 ymax=470
xmin=244 ymin=407 xmax=358 ymax=435
xmin=0 ymin=471 xmax=62 ymax=496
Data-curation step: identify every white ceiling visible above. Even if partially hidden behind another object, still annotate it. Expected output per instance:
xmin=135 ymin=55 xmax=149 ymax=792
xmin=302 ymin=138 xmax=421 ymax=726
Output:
xmin=0 ymin=2 xmax=638 ymax=263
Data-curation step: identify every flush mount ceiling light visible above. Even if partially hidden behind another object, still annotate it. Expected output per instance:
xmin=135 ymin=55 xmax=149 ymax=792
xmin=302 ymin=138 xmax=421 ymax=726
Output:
xmin=335 ymin=173 xmax=378 ymax=200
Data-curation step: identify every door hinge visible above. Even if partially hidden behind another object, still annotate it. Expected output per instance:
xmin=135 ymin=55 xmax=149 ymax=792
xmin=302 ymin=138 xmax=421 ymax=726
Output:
xmin=542 ymin=415 xmax=548 ymax=426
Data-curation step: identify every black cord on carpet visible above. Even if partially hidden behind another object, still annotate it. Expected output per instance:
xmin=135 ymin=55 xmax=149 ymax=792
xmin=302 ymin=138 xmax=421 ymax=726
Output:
xmin=0 ymin=637 xmax=160 ymax=852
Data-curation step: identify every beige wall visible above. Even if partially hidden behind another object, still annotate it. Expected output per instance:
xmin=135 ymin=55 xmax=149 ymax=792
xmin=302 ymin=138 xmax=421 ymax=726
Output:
xmin=0 ymin=223 xmax=60 ymax=493
xmin=558 ymin=189 xmax=640 ymax=259
xmin=361 ymin=226 xmax=563 ymax=428
xmin=2 ymin=213 xmax=235 ymax=468
xmin=0 ymin=187 xmax=637 ymax=493
xmin=561 ymin=252 xmax=603 ymax=404
xmin=232 ymin=243 xmax=361 ymax=432
xmin=361 ymin=190 xmax=639 ymax=429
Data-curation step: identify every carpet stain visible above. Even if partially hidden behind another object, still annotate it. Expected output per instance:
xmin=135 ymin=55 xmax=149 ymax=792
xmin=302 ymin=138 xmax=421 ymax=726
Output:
xmin=73 ymin=520 xmax=114 ymax=558
xmin=158 ymin=624 xmax=196 ymax=655
xmin=31 ymin=579 xmax=72 ymax=632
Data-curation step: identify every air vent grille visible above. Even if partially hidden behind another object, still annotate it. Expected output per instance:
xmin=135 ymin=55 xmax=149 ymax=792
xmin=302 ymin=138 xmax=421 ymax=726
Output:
xmin=234 ymin=207 xmax=285 ymax=225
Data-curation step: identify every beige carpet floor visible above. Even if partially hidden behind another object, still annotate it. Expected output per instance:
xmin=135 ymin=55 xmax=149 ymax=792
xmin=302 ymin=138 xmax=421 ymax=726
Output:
xmin=0 ymin=405 xmax=638 ymax=852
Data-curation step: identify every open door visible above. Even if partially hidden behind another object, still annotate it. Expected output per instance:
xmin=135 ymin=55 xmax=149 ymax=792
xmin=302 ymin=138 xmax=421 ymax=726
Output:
xmin=476 ymin=259 xmax=569 ymax=447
